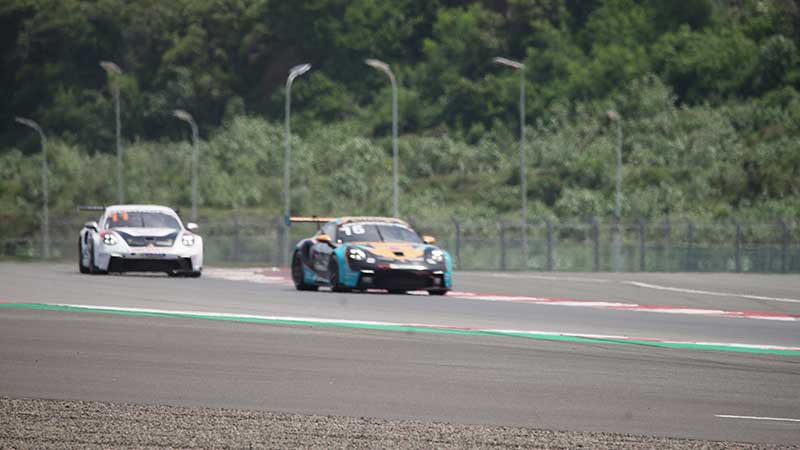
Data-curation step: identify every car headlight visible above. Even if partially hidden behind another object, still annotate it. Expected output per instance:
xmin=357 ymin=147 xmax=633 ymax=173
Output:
xmin=181 ymin=234 xmax=195 ymax=246
xmin=430 ymin=249 xmax=445 ymax=262
xmin=347 ymin=247 xmax=366 ymax=261
xmin=102 ymin=233 xmax=117 ymax=246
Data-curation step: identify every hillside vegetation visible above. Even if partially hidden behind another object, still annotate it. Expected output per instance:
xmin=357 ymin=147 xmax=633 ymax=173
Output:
xmin=2 ymin=0 xmax=799 ymax=236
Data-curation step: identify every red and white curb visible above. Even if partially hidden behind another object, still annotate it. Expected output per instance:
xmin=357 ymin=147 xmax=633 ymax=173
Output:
xmin=204 ymin=267 xmax=291 ymax=285
xmin=203 ymin=268 xmax=800 ymax=323
xmin=444 ymin=291 xmax=800 ymax=322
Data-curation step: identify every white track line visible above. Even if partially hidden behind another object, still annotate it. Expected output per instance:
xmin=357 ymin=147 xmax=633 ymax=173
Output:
xmin=43 ymin=303 xmax=800 ymax=353
xmin=715 ymin=414 xmax=800 ymax=423
xmin=482 ymin=273 xmax=613 ymax=283
xmin=625 ymin=281 xmax=800 ymax=304
xmin=446 ymin=292 xmax=798 ymax=321
xmin=480 ymin=272 xmax=800 ymax=304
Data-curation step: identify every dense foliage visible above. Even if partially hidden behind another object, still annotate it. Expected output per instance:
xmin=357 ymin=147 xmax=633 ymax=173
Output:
xmin=2 ymin=0 xmax=799 ymax=237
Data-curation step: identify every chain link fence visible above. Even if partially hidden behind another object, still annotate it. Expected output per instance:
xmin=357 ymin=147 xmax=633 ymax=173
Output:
xmin=2 ymin=216 xmax=798 ymax=273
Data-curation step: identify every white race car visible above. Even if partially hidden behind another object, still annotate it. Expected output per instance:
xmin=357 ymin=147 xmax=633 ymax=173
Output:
xmin=78 ymin=204 xmax=203 ymax=277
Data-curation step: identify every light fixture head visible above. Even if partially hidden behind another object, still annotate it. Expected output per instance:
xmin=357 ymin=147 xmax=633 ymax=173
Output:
xmin=365 ymin=58 xmax=391 ymax=73
xmin=492 ymin=57 xmax=524 ymax=70
xmin=173 ymin=109 xmax=193 ymax=122
xmin=14 ymin=116 xmax=38 ymax=129
xmin=99 ymin=60 xmax=122 ymax=75
xmin=289 ymin=63 xmax=312 ymax=80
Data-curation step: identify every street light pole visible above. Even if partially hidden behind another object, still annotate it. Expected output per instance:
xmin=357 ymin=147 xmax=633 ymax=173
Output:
xmin=493 ymin=57 xmax=528 ymax=268
xmin=100 ymin=61 xmax=123 ymax=204
xmin=607 ymin=110 xmax=623 ymax=271
xmin=606 ymin=110 xmax=623 ymax=224
xmin=365 ymin=58 xmax=399 ymax=218
xmin=173 ymin=110 xmax=199 ymax=222
xmin=15 ymin=117 xmax=49 ymax=259
xmin=283 ymin=63 xmax=311 ymax=266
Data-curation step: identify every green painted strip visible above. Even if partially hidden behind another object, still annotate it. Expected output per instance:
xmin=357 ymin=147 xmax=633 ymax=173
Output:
xmin=2 ymin=302 xmax=799 ymax=356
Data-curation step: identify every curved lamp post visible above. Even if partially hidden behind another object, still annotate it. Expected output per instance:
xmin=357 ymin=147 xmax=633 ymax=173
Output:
xmin=365 ymin=58 xmax=399 ymax=218
xmin=100 ymin=60 xmax=124 ymax=203
xmin=173 ymin=109 xmax=199 ymax=222
xmin=15 ymin=117 xmax=49 ymax=258
xmin=283 ymin=63 xmax=312 ymax=266
xmin=493 ymin=56 xmax=528 ymax=267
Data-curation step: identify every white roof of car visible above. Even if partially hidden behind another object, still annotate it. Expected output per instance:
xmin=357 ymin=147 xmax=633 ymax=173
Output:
xmin=104 ymin=204 xmax=178 ymax=214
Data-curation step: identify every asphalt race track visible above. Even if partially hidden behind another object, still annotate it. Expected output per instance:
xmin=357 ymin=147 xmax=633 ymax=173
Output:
xmin=1 ymin=262 xmax=799 ymax=448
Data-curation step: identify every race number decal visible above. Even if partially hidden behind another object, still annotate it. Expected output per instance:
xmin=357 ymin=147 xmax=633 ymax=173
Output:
xmin=341 ymin=224 xmax=365 ymax=236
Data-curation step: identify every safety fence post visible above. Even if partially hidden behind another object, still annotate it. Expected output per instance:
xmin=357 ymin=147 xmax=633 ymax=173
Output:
xmin=546 ymin=220 xmax=554 ymax=271
xmin=452 ymin=217 xmax=462 ymax=270
xmin=663 ymin=217 xmax=671 ymax=271
xmin=686 ymin=219 xmax=694 ymax=271
xmin=499 ymin=222 xmax=507 ymax=271
xmin=781 ymin=220 xmax=789 ymax=273
xmin=734 ymin=219 xmax=742 ymax=273
xmin=233 ymin=213 xmax=241 ymax=261
xmin=639 ymin=219 xmax=646 ymax=271
xmin=277 ymin=216 xmax=285 ymax=267
xmin=591 ymin=217 xmax=599 ymax=272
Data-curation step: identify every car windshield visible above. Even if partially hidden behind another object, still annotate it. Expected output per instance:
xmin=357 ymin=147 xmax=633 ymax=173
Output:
xmin=105 ymin=211 xmax=181 ymax=230
xmin=338 ymin=223 xmax=422 ymax=243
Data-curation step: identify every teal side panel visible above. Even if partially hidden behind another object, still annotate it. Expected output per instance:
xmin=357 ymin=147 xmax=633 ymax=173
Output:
xmin=443 ymin=251 xmax=454 ymax=288
xmin=335 ymin=247 xmax=361 ymax=288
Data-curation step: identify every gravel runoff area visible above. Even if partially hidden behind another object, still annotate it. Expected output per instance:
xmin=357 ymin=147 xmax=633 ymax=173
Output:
xmin=1 ymin=398 xmax=796 ymax=450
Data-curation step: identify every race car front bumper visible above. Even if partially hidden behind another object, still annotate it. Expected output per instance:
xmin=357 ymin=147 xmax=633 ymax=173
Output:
xmin=107 ymin=255 xmax=196 ymax=273
xmin=96 ymin=249 xmax=202 ymax=273
xmin=357 ymin=268 xmax=447 ymax=291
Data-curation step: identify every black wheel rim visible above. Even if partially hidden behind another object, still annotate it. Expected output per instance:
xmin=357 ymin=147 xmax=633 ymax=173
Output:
xmin=292 ymin=256 xmax=303 ymax=284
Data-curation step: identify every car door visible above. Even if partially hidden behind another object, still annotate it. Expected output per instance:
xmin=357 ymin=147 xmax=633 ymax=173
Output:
xmin=310 ymin=222 xmax=336 ymax=275
xmin=83 ymin=214 xmax=103 ymax=261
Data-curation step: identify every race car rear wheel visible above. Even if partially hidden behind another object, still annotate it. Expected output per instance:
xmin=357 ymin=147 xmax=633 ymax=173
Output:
xmin=328 ymin=257 xmax=348 ymax=293
xmin=78 ymin=238 xmax=90 ymax=274
xmin=292 ymin=252 xmax=318 ymax=291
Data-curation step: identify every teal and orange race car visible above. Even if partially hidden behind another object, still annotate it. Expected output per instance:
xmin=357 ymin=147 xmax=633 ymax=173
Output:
xmin=290 ymin=216 xmax=453 ymax=295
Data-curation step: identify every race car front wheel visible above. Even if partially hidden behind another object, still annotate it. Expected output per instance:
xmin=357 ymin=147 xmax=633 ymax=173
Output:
xmin=78 ymin=239 xmax=90 ymax=274
xmin=428 ymin=289 xmax=449 ymax=296
xmin=88 ymin=241 xmax=107 ymax=275
xmin=292 ymin=252 xmax=318 ymax=291
xmin=328 ymin=257 xmax=348 ymax=293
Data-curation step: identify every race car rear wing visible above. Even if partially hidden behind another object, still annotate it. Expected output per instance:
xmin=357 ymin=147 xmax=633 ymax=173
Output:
xmin=289 ymin=216 xmax=335 ymax=224
xmin=77 ymin=205 xmax=105 ymax=212
xmin=288 ymin=216 xmax=335 ymax=230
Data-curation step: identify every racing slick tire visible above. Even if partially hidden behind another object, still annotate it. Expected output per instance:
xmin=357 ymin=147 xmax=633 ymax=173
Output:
xmin=428 ymin=289 xmax=449 ymax=296
xmin=291 ymin=252 xmax=318 ymax=291
xmin=388 ymin=289 xmax=407 ymax=295
xmin=328 ymin=257 xmax=348 ymax=293
xmin=169 ymin=270 xmax=202 ymax=278
xmin=78 ymin=239 xmax=90 ymax=274
xmin=88 ymin=241 xmax=107 ymax=275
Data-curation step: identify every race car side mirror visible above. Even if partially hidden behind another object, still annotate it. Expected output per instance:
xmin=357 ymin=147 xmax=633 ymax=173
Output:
xmin=84 ymin=221 xmax=98 ymax=232
xmin=422 ymin=235 xmax=436 ymax=244
xmin=186 ymin=222 xmax=199 ymax=231
xmin=317 ymin=234 xmax=334 ymax=246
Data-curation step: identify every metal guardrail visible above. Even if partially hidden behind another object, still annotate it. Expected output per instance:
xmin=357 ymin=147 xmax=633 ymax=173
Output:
xmin=2 ymin=216 xmax=798 ymax=273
